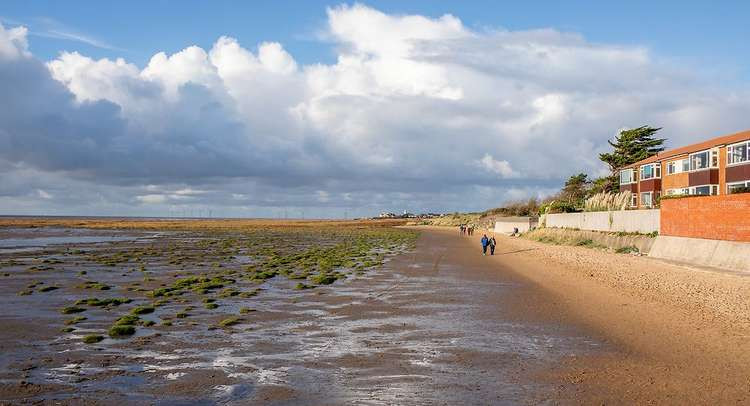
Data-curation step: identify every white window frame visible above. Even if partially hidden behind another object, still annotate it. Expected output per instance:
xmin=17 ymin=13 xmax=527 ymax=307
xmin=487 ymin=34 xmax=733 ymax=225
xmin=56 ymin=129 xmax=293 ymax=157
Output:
xmin=689 ymin=149 xmax=711 ymax=171
xmin=631 ymin=193 xmax=637 ymax=207
xmin=639 ymin=163 xmax=660 ymax=180
xmin=727 ymin=140 xmax=750 ymax=167
xmin=666 ymin=188 xmax=689 ymax=196
xmin=640 ymin=191 xmax=654 ymax=207
xmin=619 ymin=168 xmax=635 ymax=185
xmin=727 ymin=180 xmax=750 ymax=194
xmin=688 ymin=184 xmax=719 ymax=196
xmin=667 ymin=158 xmax=689 ymax=175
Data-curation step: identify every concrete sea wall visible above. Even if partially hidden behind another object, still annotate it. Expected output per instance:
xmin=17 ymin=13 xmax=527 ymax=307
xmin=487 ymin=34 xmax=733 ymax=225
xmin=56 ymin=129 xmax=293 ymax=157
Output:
xmin=649 ymin=235 xmax=750 ymax=273
xmin=542 ymin=210 xmax=660 ymax=234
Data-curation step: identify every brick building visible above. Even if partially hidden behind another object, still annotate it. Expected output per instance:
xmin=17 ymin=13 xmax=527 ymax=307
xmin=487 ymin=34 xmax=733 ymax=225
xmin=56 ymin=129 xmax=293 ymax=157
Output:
xmin=619 ymin=129 xmax=750 ymax=208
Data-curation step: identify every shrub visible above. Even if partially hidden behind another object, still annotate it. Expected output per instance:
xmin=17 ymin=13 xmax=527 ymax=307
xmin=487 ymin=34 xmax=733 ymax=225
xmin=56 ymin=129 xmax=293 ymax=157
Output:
xmin=541 ymin=200 xmax=578 ymax=214
xmin=616 ymin=246 xmax=640 ymax=254
xmin=483 ymin=198 xmax=540 ymax=217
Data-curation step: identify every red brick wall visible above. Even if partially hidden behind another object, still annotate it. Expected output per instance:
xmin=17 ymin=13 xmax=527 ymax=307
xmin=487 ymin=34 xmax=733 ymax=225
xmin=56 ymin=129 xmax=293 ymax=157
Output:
xmin=660 ymin=194 xmax=750 ymax=242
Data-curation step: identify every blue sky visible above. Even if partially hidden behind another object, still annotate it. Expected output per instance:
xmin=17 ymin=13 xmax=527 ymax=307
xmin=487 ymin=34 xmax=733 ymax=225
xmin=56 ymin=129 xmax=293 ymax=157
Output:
xmin=4 ymin=0 xmax=750 ymax=77
xmin=1 ymin=2 xmax=749 ymax=217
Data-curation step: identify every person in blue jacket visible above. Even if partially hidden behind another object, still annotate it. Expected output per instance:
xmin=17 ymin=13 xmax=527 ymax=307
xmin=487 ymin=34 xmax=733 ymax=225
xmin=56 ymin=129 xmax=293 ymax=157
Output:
xmin=480 ymin=234 xmax=489 ymax=256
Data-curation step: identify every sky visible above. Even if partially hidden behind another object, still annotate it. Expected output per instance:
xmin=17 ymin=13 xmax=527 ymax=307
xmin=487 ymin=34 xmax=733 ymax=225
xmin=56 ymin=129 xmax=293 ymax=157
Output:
xmin=1 ymin=1 xmax=749 ymax=218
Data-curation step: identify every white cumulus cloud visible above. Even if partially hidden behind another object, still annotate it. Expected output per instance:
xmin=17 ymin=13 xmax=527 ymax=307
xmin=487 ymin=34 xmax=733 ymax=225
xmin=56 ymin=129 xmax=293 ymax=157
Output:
xmin=476 ymin=154 xmax=520 ymax=179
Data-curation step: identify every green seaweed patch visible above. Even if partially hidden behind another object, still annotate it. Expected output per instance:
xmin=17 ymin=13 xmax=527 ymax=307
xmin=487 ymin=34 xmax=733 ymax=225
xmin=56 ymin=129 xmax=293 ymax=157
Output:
xmin=77 ymin=281 xmax=111 ymax=290
xmin=204 ymin=303 xmax=219 ymax=310
xmin=64 ymin=316 xmax=87 ymax=325
xmin=18 ymin=289 xmax=33 ymax=296
xmin=310 ymin=273 xmax=337 ymax=285
xmin=75 ymin=297 xmax=132 ymax=307
xmin=238 ymin=288 xmax=261 ymax=298
xmin=239 ymin=307 xmax=256 ymax=314
xmin=141 ymin=320 xmax=156 ymax=327
xmin=131 ymin=305 xmax=155 ymax=315
xmin=108 ymin=325 xmax=135 ymax=338
xmin=61 ymin=306 xmax=86 ymax=314
xmin=38 ymin=285 xmax=59 ymax=292
xmin=218 ymin=317 xmax=243 ymax=327
xmin=175 ymin=311 xmax=189 ymax=319
xmin=83 ymin=334 xmax=104 ymax=344
xmin=294 ymin=283 xmax=314 ymax=290
xmin=217 ymin=288 xmax=240 ymax=298
xmin=161 ymin=320 xmax=173 ymax=327
xmin=60 ymin=326 xmax=75 ymax=333
xmin=28 ymin=265 xmax=54 ymax=272
xmin=114 ymin=315 xmax=140 ymax=326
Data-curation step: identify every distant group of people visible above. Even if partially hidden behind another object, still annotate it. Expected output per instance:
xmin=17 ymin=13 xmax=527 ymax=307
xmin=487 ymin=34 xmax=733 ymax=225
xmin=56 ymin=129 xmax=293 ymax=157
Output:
xmin=459 ymin=224 xmax=474 ymax=236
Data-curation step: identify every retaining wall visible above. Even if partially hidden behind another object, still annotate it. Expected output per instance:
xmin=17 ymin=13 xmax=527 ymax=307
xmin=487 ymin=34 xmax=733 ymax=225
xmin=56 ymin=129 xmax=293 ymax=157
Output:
xmin=542 ymin=209 xmax=660 ymax=234
xmin=660 ymin=194 xmax=750 ymax=242
xmin=649 ymin=235 xmax=750 ymax=273
xmin=494 ymin=217 xmax=538 ymax=234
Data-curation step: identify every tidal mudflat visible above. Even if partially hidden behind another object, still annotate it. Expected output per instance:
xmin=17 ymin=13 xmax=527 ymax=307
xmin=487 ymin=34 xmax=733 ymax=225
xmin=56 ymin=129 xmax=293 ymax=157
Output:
xmin=0 ymin=220 xmax=604 ymax=404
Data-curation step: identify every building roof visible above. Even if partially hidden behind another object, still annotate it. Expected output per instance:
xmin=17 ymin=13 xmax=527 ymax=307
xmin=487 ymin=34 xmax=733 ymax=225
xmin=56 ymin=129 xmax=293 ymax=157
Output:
xmin=622 ymin=129 xmax=750 ymax=170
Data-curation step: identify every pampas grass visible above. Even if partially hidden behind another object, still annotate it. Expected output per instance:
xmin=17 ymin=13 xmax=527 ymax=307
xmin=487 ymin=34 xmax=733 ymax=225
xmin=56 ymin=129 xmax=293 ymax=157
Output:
xmin=584 ymin=192 xmax=631 ymax=212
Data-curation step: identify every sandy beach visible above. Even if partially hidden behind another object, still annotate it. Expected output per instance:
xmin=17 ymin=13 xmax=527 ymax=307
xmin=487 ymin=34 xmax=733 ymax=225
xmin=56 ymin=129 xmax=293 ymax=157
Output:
xmin=454 ymin=226 xmax=750 ymax=404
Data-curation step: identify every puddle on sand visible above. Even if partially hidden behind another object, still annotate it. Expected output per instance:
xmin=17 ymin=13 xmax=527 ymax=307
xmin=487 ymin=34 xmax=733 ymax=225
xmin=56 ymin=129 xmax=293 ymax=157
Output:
xmin=0 ymin=227 xmax=156 ymax=252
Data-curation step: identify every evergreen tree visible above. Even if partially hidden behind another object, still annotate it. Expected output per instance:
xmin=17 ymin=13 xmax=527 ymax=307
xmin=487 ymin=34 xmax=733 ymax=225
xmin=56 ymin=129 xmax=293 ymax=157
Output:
xmin=561 ymin=173 xmax=591 ymax=207
xmin=598 ymin=126 xmax=665 ymax=192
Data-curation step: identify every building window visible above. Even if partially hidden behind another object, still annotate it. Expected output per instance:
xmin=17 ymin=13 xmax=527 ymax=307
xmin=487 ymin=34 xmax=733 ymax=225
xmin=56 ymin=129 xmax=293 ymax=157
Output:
xmin=728 ymin=180 xmax=750 ymax=194
xmin=639 ymin=163 xmax=659 ymax=180
xmin=666 ymin=188 xmax=688 ymax=196
xmin=668 ymin=158 xmax=690 ymax=174
xmin=619 ymin=168 xmax=634 ymax=185
xmin=688 ymin=185 xmax=719 ymax=196
xmin=727 ymin=141 xmax=749 ymax=165
xmin=640 ymin=192 xmax=653 ymax=207
xmin=631 ymin=193 xmax=637 ymax=207
xmin=690 ymin=150 xmax=710 ymax=171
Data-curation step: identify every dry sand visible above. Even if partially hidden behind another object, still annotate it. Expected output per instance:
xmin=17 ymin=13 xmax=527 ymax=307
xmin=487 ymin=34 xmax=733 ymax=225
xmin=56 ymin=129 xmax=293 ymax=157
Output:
xmin=439 ymin=226 xmax=750 ymax=404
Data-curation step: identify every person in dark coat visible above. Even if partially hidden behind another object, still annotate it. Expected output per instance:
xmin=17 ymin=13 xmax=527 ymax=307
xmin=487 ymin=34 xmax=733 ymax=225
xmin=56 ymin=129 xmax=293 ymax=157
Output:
xmin=489 ymin=236 xmax=497 ymax=255
xmin=480 ymin=234 xmax=489 ymax=255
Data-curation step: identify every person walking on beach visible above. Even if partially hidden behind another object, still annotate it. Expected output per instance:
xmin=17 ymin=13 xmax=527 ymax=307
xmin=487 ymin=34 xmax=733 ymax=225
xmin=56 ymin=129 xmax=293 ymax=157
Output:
xmin=459 ymin=225 xmax=465 ymax=236
xmin=489 ymin=235 xmax=496 ymax=255
xmin=480 ymin=234 xmax=489 ymax=256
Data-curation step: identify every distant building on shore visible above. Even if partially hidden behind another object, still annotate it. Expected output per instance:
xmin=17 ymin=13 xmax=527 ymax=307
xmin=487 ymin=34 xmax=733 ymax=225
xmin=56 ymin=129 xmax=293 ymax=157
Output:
xmin=376 ymin=211 xmax=440 ymax=219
